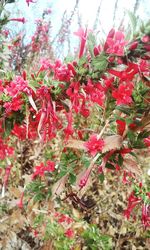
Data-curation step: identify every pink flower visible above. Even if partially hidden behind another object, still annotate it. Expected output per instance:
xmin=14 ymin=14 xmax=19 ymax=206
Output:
xmin=141 ymin=35 xmax=150 ymax=43
xmin=84 ymin=134 xmax=105 ymax=156
xmin=6 ymin=76 xmax=29 ymax=96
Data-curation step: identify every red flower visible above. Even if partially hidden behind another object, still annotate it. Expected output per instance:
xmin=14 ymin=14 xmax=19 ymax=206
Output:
xmin=4 ymin=96 xmax=23 ymax=113
xmin=93 ymin=45 xmax=102 ymax=56
xmin=0 ymin=138 xmax=14 ymax=160
xmin=63 ymin=111 xmax=74 ymax=140
xmin=17 ymin=192 xmax=24 ymax=209
xmin=0 ymin=80 xmax=4 ymax=93
xmin=142 ymin=204 xmax=150 ymax=228
xmin=124 ymin=191 xmax=141 ymax=219
xmin=9 ymin=18 xmax=26 ymax=23
xmin=108 ymin=62 xmax=139 ymax=81
xmin=84 ymin=80 xmax=105 ymax=107
xmin=26 ymin=0 xmax=37 ymax=7
xmin=144 ymin=137 xmax=150 ymax=147
xmin=3 ymin=164 xmax=13 ymax=189
xmin=66 ymin=82 xmax=84 ymax=113
xmin=58 ymin=214 xmax=73 ymax=224
xmin=116 ymin=119 xmax=126 ymax=136
xmin=32 ymin=161 xmax=55 ymax=179
xmin=141 ymin=35 xmax=150 ymax=43
xmin=51 ymin=60 xmax=71 ymax=82
xmin=104 ymin=29 xmax=127 ymax=56
xmin=46 ymin=160 xmax=55 ymax=172
xmin=129 ymin=41 xmax=138 ymax=50
xmin=112 ymin=81 xmax=134 ymax=105
xmin=84 ymin=134 xmax=104 ymax=156
xmin=12 ymin=124 xmax=26 ymax=140
xmin=6 ymin=76 xmax=29 ymax=97
xmin=64 ymin=228 xmax=74 ymax=238
xmin=74 ymin=28 xmax=88 ymax=58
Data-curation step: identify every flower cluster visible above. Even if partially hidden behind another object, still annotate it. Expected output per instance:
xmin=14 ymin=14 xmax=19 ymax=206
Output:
xmin=0 ymin=11 xmax=150 ymax=233
xmin=32 ymin=160 xmax=55 ymax=179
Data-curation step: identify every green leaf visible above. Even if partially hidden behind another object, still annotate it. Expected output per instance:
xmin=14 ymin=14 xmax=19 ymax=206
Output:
xmin=99 ymin=173 xmax=105 ymax=183
xmin=87 ymin=32 xmax=96 ymax=57
xmin=137 ymin=130 xmax=150 ymax=139
xmin=58 ymin=169 xmax=68 ymax=178
xmin=105 ymin=163 xmax=115 ymax=170
xmin=91 ymin=54 xmax=108 ymax=71
xmin=69 ymin=173 xmax=76 ymax=184
xmin=116 ymin=105 xmax=131 ymax=115
xmin=127 ymin=130 xmax=136 ymax=143
xmin=126 ymin=11 xmax=138 ymax=40
xmin=118 ymin=154 xmax=123 ymax=166
xmin=81 ymin=156 xmax=90 ymax=168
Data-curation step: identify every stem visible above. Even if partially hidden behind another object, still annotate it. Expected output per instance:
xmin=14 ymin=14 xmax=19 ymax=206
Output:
xmin=98 ymin=119 xmax=109 ymax=139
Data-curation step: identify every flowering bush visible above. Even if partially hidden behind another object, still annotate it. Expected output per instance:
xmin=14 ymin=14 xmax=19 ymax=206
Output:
xmin=0 ymin=1 xmax=150 ymax=249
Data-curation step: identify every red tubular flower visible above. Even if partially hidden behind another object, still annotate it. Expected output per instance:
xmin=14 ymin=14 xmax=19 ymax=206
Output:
xmin=129 ymin=41 xmax=138 ymax=50
xmin=26 ymin=0 xmax=37 ymax=6
xmin=142 ymin=204 xmax=150 ymax=228
xmin=0 ymin=80 xmax=4 ymax=93
xmin=3 ymin=164 xmax=13 ymax=189
xmin=74 ymin=28 xmax=88 ymax=58
xmin=9 ymin=18 xmax=26 ymax=23
xmin=63 ymin=111 xmax=74 ymax=141
xmin=66 ymin=81 xmax=84 ymax=113
xmin=17 ymin=192 xmax=24 ymax=209
xmin=93 ymin=45 xmax=102 ymax=56
xmin=108 ymin=62 xmax=139 ymax=81
xmin=124 ymin=191 xmax=141 ymax=220
xmin=67 ymin=63 xmax=76 ymax=76
xmin=84 ymin=134 xmax=105 ymax=156
xmin=116 ymin=119 xmax=126 ymax=136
